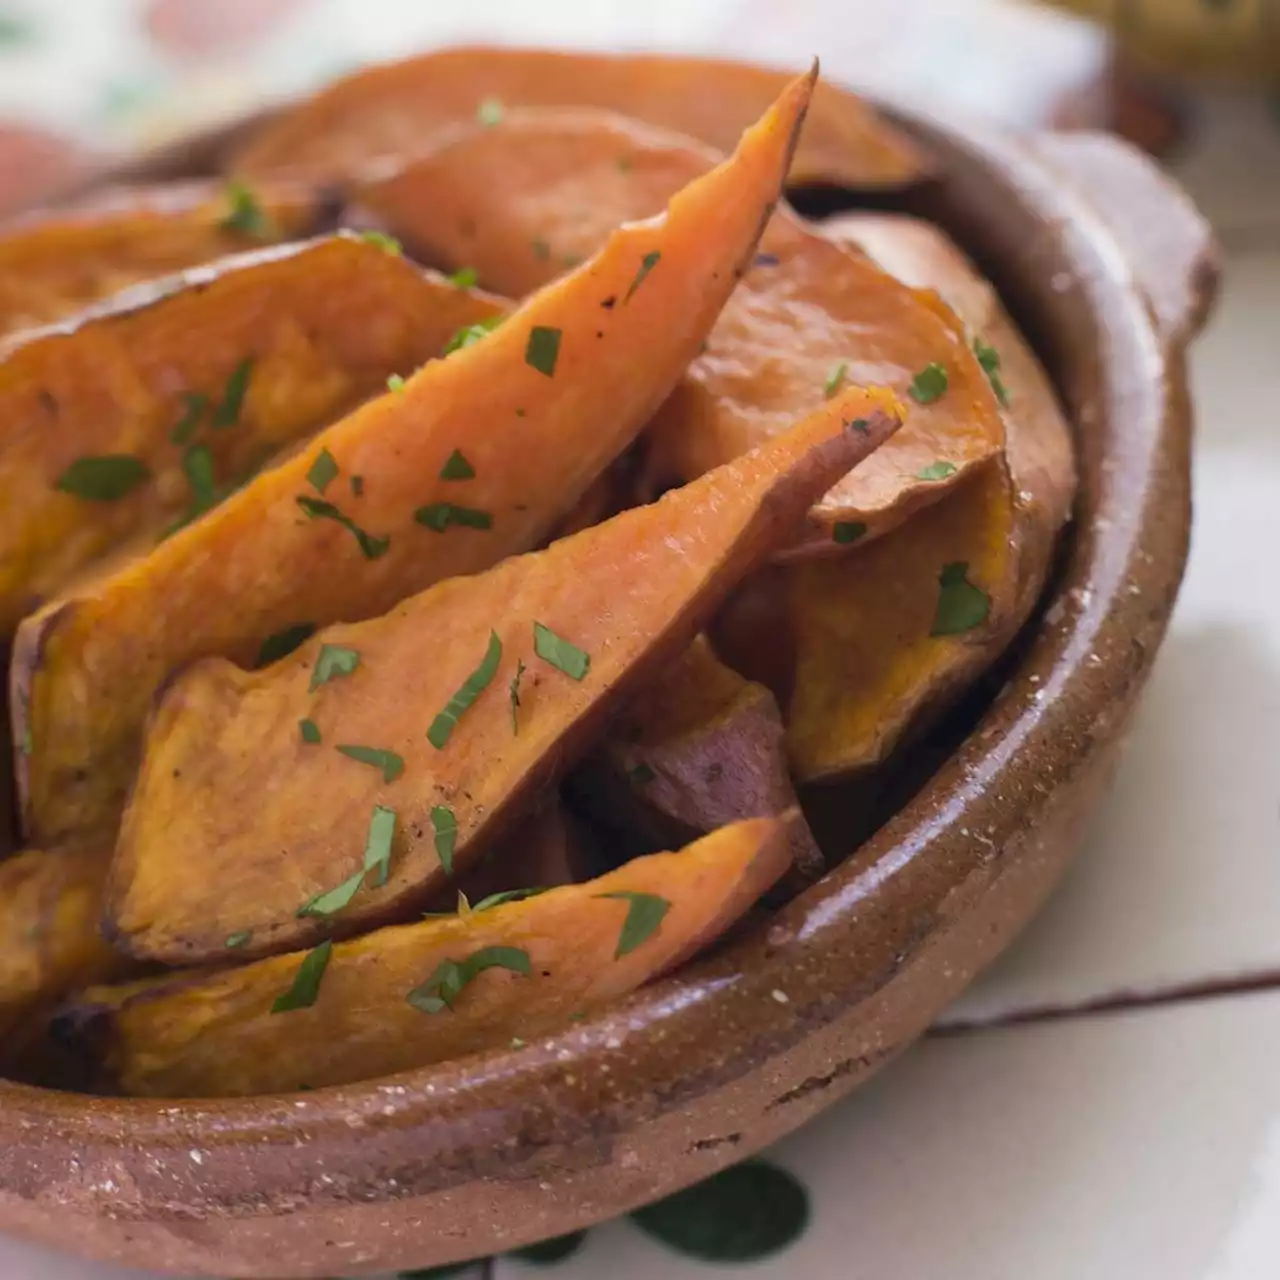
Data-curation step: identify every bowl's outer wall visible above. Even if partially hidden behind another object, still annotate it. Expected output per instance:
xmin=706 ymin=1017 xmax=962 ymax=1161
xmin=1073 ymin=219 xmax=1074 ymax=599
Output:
xmin=0 ymin=101 xmax=1217 ymax=1278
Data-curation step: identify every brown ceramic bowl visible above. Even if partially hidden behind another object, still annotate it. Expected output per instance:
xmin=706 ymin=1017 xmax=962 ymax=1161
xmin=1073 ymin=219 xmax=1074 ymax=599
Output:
xmin=0 ymin=85 xmax=1217 ymax=1278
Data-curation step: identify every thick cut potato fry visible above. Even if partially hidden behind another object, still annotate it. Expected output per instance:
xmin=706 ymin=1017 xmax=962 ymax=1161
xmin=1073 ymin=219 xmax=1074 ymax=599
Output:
xmin=0 ymin=846 xmax=125 ymax=1046
xmin=106 ymin=386 xmax=901 ymax=964
xmin=723 ymin=215 xmax=1075 ymax=782
xmin=233 ymin=47 xmax=928 ymax=190
xmin=63 ymin=816 xmax=793 ymax=1098
xmin=574 ymin=636 xmax=823 ymax=884
xmin=0 ymin=179 xmax=330 ymax=337
xmin=359 ymin=109 xmax=1005 ymax=550
xmin=14 ymin=68 xmax=817 ymax=849
xmin=0 ymin=232 xmax=504 ymax=637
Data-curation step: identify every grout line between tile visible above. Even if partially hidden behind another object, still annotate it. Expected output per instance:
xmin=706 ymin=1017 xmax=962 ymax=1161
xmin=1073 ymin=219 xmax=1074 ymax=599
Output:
xmin=932 ymin=967 xmax=1280 ymax=1037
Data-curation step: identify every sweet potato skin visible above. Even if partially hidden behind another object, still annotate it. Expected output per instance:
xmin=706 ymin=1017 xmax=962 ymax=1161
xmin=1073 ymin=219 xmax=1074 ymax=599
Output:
xmin=0 ymin=179 xmax=331 ymax=337
xmin=573 ymin=636 xmax=823 ymax=884
xmin=733 ymin=215 xmax=1075 ymax=782
xmin=16 ymin=69 xmax=818 ymax=849
xmin=105 ymin=386 xmax=901 ymax=964
xmin=234 ymin=47 xmax=929 ymax=190
xmin=0 ymin=232 xmax=503 ymax=637
xmin=359 ymin=109 xmax=1005 ymax=550
xmin=66 ymin=816 xmax=794 ymax=1098
xmin=0 ymin=846 xmax=125 ymax=1049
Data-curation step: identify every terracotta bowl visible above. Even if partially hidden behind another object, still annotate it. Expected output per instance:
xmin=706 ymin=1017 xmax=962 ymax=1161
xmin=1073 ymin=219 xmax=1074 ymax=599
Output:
xmin=0 ymin=93 xmax=1218 ymax=1278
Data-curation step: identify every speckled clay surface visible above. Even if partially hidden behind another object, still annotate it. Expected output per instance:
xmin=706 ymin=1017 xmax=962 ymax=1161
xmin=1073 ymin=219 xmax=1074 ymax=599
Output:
xmin=0 ymin=91 xmax=1218 ymax=1279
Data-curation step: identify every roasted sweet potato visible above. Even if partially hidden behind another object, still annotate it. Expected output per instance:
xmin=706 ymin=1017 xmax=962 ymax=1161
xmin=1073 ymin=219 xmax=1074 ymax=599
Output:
xmin=0 ymin=232 xmax=504 ymax=637
xmin=358 ymin=109 xmax=1005 ymax=550
xmin=721 ymin=215 xmax=1075 ymax=781
xmin=233 ymin=47 xmax=928 ymax=190
xmin=14 ymin=68 xmax=816 ymax=848
xmin=572 ymin=636 xmax=822 ymax=884
xmin=64 ymin=816 xmax=794 ymax=1097
xmin=0 ymin=178 xmax=332 ymax=337
xmin=0 ymin=846 xmax=125 ymax=1046
xmin=105 ymin=386 xmax=900 ymax=964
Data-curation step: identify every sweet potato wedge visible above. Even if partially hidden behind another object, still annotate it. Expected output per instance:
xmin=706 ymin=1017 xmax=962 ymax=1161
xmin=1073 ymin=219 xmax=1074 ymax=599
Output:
xmin=63 ymin=815 xmax=794 ymax=1097
xmin=572 ymin=636 xmax=823 ymax=885
xmin=14 ymin=68 xmax=817 ymax=848
xmin=723 ymin=215 xmax=1075 ymax=782
xmin=0 ymin=178 xmax=332 ymax=337
xmin=233 ymin=46 xmax=929 ymax=190
xmin=0 ymin=846 xmax=126 ymax=1046
xmin=105 ymin=385 xmax=900 ymax=964
xmin=358 ymin=109 xmax=1005 ymax=550
xmin=0 ymin=232 xmax=504 ymax=637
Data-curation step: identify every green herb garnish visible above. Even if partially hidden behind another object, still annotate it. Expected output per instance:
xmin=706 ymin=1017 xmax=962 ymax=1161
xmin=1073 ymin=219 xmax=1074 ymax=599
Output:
xmin=823 ymin=361 xmax=848 ymax=398
xmin=597 ymin=891 xmax=670 ymax=958
xmin=335 ymin=744 xmax=405 ymax=783
xmin=181 ymin=443 xmax=216 ymax=513
xmin=55 ymin=455 xmax=150 ymax=502
xmin=406 ymin=945 xmax=530 ymax=1014
xmin=508 ymin=658 xmax=525 ymax=734
xmin=533 ymin=622 xmax=589 ymax=681
xmin=270 ymin=939 xmax=333 ymax=1014
xmin=973 ymin=336 xmax=1011 ymax=406
xmin=225 ymin=930 xmax=252 ymax=949
xmin=448 ymin=266 xmax=478 ymax=288
xmin=297 ymin=804 xmax=396 ymax=917
xmin=414 ymin=502 xmax=492 ymax=532
xmin=256 ymin=622 xmax=316 ymax=667
xmin=442 ymin=314 xmax=502 ymax=355
xmin=476 ymin=97 xmax=504 ymax=126
xmin=296 ymin=496 xmax=390 ymax=559
xmin=624 ymin=250 xmax=661 ymax=302
xmin=909 ymin=362 xmax=949 ymax=404
xmin=299 ymin=718 xmax=322 ymax=744
xmin=309 ymin=643 xmax=360 ymax=690
xmin=219 ymin=181 xmax=272 ymax=237
xmin=439 ymin=449 xmax=475 ymax=481
xmin=211 ymin=358 xmax=253 ymax=428
xmin=832 ymin=521 xmax=867 ymax=545
xmin=931 ymin=561 xmax=991 ymax=636
xmin=169 ymin=392 xmax=209 ymax=445
xmin=917 ymin=461 xmax=957 ymax=481
xmin=359 ymin=230 xmax=402 ymax=255
xmin=426 ymin=630 xmax=502 ymax=748
xmin=430 ymin=805 xmax=457 ymax=876
xmin=386 ymin=374 xmax=406 ymax=394
xmin=306 ymin=448 xmax=339 ymax=495
xmin=525 ymin=325 xmax=561 ymax=377
xmin=471 ymin=887 xmax=547 ymax=912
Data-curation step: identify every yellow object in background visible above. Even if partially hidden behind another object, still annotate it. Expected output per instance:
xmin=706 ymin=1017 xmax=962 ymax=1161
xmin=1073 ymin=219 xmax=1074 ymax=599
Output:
xmin=1039 ymin=0 xmax=1280 ymax=81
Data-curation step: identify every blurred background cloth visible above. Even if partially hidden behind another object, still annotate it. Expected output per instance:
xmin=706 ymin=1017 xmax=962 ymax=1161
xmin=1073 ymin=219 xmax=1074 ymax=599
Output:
xmin=0 ymin=0 xmax=1274 ymax=214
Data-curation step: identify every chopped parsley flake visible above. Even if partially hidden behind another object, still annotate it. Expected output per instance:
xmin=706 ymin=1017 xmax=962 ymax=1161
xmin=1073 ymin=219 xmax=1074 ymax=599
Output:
xmin=476 ymin=97 xmax=504 ymax=126
xmin=219 ymin=181 xmax=272 ymax=238
xmin=472 ymin=887 xmax=547 ymax=912
xmin=624 ymin=251 xmax=661 ymax=302
xmin=271 ymin=939 xmax=333 ymax=1014
xmin=256 ymin=622 xmax=316 ymax=668
xmin=597 ymin=891 xmax=670 ymax=958
xmin=306 ymin=447 xmax=339 ymax=495
xmin=406 ymin=945 xmax=530 ymax=1014
xmin=832 ymin=521 xmax=867 ymax=545
xmin=309 ymin=643 xmax=360 ymax=690
xmin=169 ymin=392 xmax=209 ymax=445
xmin=917 ymin=461 xmax=957 ymax=482
xmin=55 ymin=455 xmax=150 ymax=502
xmin=533 ymin=622 xmax=589 ymax=681
xmin=296 ymin=496 xmax=390 ymax=559
xmin=931 ymin=561 xmax=991 ymax=636
xmin=525 ymin=325 xmax=561 ymax=377
xmin=225 ymin=930 xmax=252 ymax=949
xmin=509 ymin=658 xmax=525 ymax=734
xmin=299 ymin=718 xmax=322 ymax=744
xmin=359 ymin=230 xmax=402 ymax=255
xmin=439 ymin=448 xmax=476 ymax=481
xmin=427 ymin=630 xmax=502 ymax=749
xmin=909 ymin=363 xmax=949 ymax=405
xmin=335 ymin=744 xmax=405 ymax=783
xmin=973 ymin=336 xmax=1012 ymax=406
xmin=443 ymin=314 xmax=502 ymax=355
xmin=414 ymin=501 xmax=492 ymax=532
xmin=386 ymin=373 xmax=406 ymax=394
xmin=448 ymin=266 xmax=478 ymax=288
xmin=211 ymin=358 xmax=253 ymax=428
xmin=430 ymin=805 xmax=457 ymax=876
xmin=823 ymin=361 xmax=848 ymax=398
xmin=296 ymin=803 xmax=396 ymax=918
